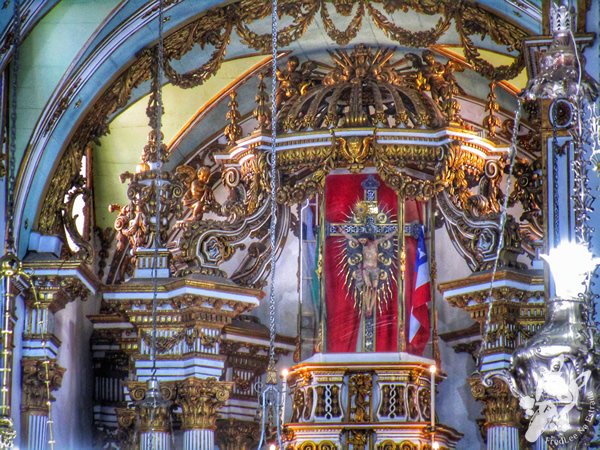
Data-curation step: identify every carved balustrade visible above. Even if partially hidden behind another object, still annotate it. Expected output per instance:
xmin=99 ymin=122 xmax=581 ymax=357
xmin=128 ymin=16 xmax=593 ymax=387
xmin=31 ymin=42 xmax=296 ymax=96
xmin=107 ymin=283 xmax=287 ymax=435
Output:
xmin=284 ymin=354 xmax=462 ymax=449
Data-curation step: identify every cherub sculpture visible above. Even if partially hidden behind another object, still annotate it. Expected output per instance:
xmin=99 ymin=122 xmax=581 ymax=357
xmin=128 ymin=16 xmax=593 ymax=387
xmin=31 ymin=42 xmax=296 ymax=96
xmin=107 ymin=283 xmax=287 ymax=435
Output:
xmin=275 ymin=56 xmax=317 ymax=108
xmin=176 ymin=165 xmax=215 ymax=221
xmin=405 ymin=50 xmax=464 ymax=123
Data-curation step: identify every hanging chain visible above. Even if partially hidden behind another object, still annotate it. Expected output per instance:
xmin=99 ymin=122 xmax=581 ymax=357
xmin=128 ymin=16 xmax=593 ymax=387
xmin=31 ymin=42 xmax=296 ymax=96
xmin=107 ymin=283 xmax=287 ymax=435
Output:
xmin=476 ymin=102 xmax=522 ymax=368
xmin=5 ymin=0 xmax=21 ymax=253
xmin=146 ymin=0 xmax=165 ymax=445
xmin=267 ymin=0 xmax=279 ymax=373
xmin=257 ymin=1 xmax=283 ymax=448
xmin=150 ymin=0 xmax=165 ymax=379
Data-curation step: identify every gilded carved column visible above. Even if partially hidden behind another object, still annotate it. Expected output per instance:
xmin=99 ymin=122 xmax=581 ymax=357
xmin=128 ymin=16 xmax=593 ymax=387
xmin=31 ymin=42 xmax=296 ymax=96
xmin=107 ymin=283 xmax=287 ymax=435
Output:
xmin=175 ymin=377 xmax=232 ymax=450
xmin=469 ymin=375 xmax=521 ymax=450
xmin=127 ymin=380 xmax=177 ymax=450
xmin=20 ymin=358 xmax=65 ymax=450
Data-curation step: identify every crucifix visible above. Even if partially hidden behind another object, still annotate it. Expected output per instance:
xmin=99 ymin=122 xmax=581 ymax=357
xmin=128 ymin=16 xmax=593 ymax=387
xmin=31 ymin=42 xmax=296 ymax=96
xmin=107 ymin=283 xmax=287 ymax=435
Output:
xmin=326 ymin=175 xmax=399 ymax=352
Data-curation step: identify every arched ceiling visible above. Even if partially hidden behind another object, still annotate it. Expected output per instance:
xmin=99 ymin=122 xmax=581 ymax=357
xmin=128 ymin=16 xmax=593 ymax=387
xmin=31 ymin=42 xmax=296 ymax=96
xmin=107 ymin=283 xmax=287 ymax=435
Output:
xmin=7 ymin=0 xmax=550 ymax=255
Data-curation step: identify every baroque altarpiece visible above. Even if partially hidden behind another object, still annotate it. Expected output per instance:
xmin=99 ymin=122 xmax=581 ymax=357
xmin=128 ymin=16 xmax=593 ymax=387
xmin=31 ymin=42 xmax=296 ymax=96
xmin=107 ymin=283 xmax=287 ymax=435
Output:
xmin=0 ymin=1 xmax=598 ymax=449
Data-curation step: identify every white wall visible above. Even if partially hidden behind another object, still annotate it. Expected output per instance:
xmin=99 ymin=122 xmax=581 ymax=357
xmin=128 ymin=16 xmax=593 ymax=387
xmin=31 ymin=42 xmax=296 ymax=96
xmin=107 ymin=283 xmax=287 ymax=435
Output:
xmin=52 ymin=294 xmax=101 ymax=450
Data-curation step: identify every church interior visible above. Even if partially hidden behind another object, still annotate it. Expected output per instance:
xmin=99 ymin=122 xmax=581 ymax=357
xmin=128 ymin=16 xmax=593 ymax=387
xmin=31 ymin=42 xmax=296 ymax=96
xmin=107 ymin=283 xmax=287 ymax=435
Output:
xmin=0 ymin=0 xmax=600 ymax=449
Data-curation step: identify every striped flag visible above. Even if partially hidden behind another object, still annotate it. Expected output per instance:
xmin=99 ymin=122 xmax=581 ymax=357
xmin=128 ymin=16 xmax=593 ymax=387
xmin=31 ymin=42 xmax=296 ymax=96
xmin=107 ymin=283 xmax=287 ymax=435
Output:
xmin=408 ymin=226 xmax=431 ymax=355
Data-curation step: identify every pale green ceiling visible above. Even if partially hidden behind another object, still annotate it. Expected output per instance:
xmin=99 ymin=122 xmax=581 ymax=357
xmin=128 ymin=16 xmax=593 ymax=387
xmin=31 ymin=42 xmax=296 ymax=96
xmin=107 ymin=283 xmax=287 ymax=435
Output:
xmin=93 ymin=54 xmax=269 ymax=229
xmin=16 ymin=0 xmax=121 ymax=165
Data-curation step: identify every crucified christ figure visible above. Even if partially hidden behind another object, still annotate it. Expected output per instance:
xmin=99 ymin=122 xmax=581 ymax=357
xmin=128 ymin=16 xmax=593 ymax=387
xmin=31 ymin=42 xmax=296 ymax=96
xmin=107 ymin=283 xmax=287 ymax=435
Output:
xmin=341 ymin=231 xmax=396 ymax=316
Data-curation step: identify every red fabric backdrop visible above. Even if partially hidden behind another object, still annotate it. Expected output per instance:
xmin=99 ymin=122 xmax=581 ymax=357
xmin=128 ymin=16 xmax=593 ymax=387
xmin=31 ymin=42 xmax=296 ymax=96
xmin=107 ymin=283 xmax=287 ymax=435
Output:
xmin=325 ymin=174 xmax=402 ymax=352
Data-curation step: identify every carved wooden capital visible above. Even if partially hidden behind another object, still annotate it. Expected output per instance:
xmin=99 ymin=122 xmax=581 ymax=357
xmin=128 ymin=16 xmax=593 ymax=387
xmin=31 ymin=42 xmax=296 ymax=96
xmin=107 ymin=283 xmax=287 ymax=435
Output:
xmin=21 ymin=358 xmax=65 ymax=415
xmin=27 ymin=275 xmax=89 ymax=313
xmin=469 ymin=375 xmax=522 ymax=429
xmin=175 ymin=377 xmax=233 ymax=430
xmin=115 ymin=407 xmax=137 ymax=450
xmin=126 ymin=380 xmax=177 ymax=433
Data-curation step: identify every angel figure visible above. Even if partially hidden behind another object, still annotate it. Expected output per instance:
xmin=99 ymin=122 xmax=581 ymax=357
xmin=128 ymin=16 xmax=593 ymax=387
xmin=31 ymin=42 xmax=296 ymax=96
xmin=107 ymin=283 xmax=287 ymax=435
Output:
xmin=110 ymin=203 xmax=148 ymax=251
xmin=406 ymin=50 xmax=464 ymax=122
xmin=275 ymin=56 xmax=317 ymax=108
xmin=176 ymin=165 xmax=215 ymax=221
xmin=341 ymin=230 xmax=396 ymax=316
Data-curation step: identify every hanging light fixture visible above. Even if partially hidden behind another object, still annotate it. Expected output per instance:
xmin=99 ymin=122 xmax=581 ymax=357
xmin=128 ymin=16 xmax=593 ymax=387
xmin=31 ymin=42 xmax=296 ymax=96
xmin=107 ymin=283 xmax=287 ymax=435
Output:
xmin=522 ymin=1 xmax=581 ymax=102
xmin=500 ymin=242 xmax=600 ymax=448
xmin=482 ymin=3 xmax=600 ymax=448
xmin=133 ymin=0 xmax=171 ymax=443
xmin=257 ymin=0 xmax=285 ymax=448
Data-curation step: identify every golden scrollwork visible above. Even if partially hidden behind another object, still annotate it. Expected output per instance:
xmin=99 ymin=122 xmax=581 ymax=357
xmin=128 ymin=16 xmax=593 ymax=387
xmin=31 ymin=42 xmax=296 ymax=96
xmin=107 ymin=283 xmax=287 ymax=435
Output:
xmin=445 ymin=285 xmax=544 ymax=309
xmin=216 ymin=419 xmax=259 ymax=450
xmin=253 ymin=72 xmax=271 ymax=130
xmin=366 ymin=2 xmax=450 ymax=48
xmin=375 ymin=152 xmax=436 ymax=201
xmin=336 ymin=134 xmax=373 ymax=173
xmin=277 ymin=147 xmax=336 ymax=205
xmin=281 ymin=46 xmax=447 ymax=131
xmin=377 ymin=441 xmax=417 ymax=450
xmin=225 ymin=91 xmax=242 ymax=146
xmin=140 ymin=327 xmax=221 ymax=354
xmin=320 ymin=0 xmax=364 ymax=45
xmin=483 ymin=81 xmax=501 ymax=138
xmin=435 ymin=142 xmax=484 ymax=208
xmin=346 ymin=429 xmax=370 ymax=449
xmin=162 ymin=10 xmax=233 ymax=89
xmin=466 ymin=157 xmax=507 ymax=218
xmin=175 ymin=377 xmax=233 ymax=430
xmin=115 ymin=408 xmax=137 ymax=450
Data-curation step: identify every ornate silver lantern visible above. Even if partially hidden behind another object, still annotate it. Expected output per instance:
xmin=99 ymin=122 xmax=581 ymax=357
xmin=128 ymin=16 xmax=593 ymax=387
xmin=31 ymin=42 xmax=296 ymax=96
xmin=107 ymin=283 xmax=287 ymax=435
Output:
xmin=489 ymin=243 xmax=600 ymax=449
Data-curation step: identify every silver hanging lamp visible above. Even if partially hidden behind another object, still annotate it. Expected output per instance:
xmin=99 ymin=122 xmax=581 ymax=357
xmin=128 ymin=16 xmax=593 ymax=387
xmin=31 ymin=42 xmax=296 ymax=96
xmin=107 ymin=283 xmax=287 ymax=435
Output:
xmin=257 ymin=0 xmax=285 ymax=447
xmin=133 ymin=0 xmax=172 ymax=445
xmin=485 ymin=2 xmax=600 ymax=448
xmin=522 ymin=1 xmax=581 ymax=102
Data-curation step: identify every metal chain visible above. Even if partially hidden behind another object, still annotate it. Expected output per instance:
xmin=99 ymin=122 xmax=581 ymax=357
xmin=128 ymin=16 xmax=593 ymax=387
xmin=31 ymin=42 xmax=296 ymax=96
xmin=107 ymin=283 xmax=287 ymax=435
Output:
xmin=148 ymin=0 xmax=165 ymax=445
xmin=150 ymin=0 xmax=165 ymax=378
xmin=5 ymin=0 xmax=21 ymax=253
xmin=257 ymin=1 xmax=282 ymax=448
xmin=476 ymin=102 xmax=522 ymax=368
xmin=267 ymin=0 xmax=279 ymax=371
